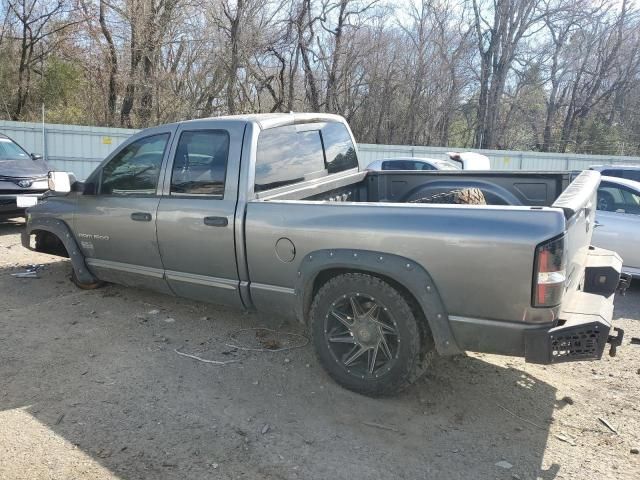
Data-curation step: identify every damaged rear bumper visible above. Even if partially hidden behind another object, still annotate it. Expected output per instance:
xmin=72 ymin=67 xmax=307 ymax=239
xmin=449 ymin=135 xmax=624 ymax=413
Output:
xmin=525 ymin=248 xmax=626 ymax=364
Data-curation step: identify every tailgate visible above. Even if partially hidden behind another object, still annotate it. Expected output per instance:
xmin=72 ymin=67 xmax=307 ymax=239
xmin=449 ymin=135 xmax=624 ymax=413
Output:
xmin=552 ymin=170 xmax=601 ymax=293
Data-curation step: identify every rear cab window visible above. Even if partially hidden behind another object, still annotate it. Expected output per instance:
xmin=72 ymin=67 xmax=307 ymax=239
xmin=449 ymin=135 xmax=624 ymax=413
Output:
xmin=254 ymin=121 xmax=358 ymax=193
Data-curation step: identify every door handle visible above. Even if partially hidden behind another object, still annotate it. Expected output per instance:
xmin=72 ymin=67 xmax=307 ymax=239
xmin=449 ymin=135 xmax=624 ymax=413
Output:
xmin=131 ymin=212 xmax=152 ymax=222
xmin=204 ymin=216 xmax=228 ymax=227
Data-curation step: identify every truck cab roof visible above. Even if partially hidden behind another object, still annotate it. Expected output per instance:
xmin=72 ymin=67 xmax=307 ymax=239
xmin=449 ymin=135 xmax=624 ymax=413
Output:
xmin=181 ymin=112 xmax=347 ymax=131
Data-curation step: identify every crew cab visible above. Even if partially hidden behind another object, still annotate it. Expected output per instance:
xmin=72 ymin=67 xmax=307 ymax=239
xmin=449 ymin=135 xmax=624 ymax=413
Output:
xmin=22 ymin=113 xmax=627 ymax=396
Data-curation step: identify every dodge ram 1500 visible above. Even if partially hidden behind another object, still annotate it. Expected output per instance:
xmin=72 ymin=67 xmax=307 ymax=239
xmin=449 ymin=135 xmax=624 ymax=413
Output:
xmin=22 ymin=113 xmax=627 ymax=396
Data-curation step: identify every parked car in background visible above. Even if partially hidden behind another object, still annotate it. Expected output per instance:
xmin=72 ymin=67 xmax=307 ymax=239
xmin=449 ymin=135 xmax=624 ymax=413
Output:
xmin=0 ymin=133 xmax=49 ymax=219
xmin=366 ymin=152 xmax=491 ymax=172
xmin=365 ymin=157 xmax=460 ymax=171
xmin=592 ymin=175 xmax=640 ymax=278
xmin=590 ymin=165 xmax=640 ymax=182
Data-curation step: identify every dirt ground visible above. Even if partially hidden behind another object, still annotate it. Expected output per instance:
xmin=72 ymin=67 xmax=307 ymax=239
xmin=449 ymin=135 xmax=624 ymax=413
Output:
xmin=1 ymin=218 xmax=639 ymax=480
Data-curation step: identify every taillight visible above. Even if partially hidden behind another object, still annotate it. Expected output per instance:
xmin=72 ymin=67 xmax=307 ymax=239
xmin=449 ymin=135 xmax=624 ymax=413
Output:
xmin=533 ymin=235 xmax=566 ymax=307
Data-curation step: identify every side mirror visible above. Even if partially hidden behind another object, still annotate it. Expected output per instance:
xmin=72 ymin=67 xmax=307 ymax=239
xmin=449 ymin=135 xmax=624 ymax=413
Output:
xmin=31 ymin=153 xmax=43 ymax=161
xmin=48 ymin=171 xmax=72 ymax=193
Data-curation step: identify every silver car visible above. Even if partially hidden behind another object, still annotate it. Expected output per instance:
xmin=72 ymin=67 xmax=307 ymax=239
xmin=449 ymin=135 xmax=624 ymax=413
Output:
xmin=365 ymin=157 xmax=460 ymax=171
xmin=590 ymin=165 xmax=640 ymax=182
xmin=592 ymin=176 xmax=640 ymax=278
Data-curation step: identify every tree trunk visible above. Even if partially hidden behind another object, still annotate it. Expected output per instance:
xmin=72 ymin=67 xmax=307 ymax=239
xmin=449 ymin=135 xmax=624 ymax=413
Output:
xmin=99 ymin=0 xmax=118 ymax=126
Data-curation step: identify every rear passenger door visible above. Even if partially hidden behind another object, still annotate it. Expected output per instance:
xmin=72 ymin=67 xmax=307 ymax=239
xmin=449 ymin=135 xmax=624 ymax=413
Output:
xmin=155 ymin=121 xmax=244 ymax=306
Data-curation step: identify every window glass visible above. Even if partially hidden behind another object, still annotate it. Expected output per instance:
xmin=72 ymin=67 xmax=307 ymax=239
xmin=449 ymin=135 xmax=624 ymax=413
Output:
xmin=100 ymin=134 xmax=169 ymax=195
xmin=418 ymin=162 xmax=436 ymax=170
xmin=0 ymin=137 xmax=30 ymax=160
xmin=601 ymin=169 xmax=624 ymax=178
xmin=597 ymin=183 xmax=640 ymax=214
xmin=255 ymin=126 xmax=325 ymax=192
xmin=621 ymin=170 xmax=640 ymax=182
xmin=171 ymin=130 xmax=229 ymax=196
xmin=382 ymin=160 xmax=433 ymax=170
xmin=322 ymin=122 xmax=358 ymax=173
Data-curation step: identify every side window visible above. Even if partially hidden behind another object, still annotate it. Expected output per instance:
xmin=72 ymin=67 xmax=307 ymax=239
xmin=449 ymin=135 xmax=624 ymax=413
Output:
xmin=601 ymin=169 xmax=624 ymax=178
xmin=100 ymin=134 xmax=169 ymax=195
xmin=418 ymin=162 xmax=436 ymax=170
xmin=170 ymin=130 xmax=229 ymax=196
xmin=597 ymin=183 xmax=640 ymax=214
xmin=622 ymin=170 xmax=640 ymax=182
xmin=255 ymin=126 xmax=325 ymax=192
xmin=321 ymin=122 xmax=358 ymax=173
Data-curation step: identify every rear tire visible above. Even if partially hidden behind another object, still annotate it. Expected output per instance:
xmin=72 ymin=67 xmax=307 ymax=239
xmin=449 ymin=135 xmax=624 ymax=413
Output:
xmin=70 ymin=269 xmax=104 ymax=290
xmin=309 ymin=273 xmax=433 ymax=397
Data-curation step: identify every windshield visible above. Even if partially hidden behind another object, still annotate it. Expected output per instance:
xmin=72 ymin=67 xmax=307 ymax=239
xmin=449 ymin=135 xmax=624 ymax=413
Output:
xmin=0 ymin=137 xmax=30 ymax=160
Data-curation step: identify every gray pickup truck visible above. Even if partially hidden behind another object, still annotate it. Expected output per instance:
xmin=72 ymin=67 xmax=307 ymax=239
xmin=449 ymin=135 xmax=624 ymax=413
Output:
xmin=22 ymin=113 xmax=627 ymax=396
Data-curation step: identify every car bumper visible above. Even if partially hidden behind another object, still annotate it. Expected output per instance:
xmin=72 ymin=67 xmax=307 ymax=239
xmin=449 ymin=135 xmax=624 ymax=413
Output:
xmin=525 ymin=247 xmax=626 ymax=364
xmin=0 ymin=192 xmax=45 ymax=215
xmin=449 ymin=247 xmax=625 ymax=364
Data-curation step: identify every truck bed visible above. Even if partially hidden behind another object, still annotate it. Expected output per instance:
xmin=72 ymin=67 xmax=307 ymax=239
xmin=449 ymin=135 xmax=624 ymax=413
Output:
xmin=259 ymin=170 xmax=574 ymax=207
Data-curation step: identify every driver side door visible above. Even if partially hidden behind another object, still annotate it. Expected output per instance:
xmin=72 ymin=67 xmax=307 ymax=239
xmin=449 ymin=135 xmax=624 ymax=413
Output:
xmin=73 ymin=126 xmax=176 ymax=292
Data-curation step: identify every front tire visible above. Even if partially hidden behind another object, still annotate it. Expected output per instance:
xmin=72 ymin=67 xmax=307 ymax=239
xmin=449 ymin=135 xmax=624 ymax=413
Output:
xmin=310 ymin=273 xmax=432 ymax=397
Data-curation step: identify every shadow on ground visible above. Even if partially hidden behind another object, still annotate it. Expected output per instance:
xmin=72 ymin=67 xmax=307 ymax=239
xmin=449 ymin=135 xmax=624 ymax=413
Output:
xmin=0 ymin=257 xmax=566 ymax=480
xmin=613 ymin=280 xmax=640 ymax=320
xmin=0 ymin=217 xmax=24 ymax=237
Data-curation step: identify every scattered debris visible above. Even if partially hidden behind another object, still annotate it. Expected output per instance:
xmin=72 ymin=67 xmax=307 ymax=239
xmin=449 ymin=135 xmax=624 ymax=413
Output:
xmin=164 ymin=317 xmax=175 ymax=323
xmin=55 ymin=413 xmax=65 ymax=425
xmin=174 ymin=348 xmax=239 ymax=365
xmin=261 ymin=424 xmax=270 ymax=435
xmin=147 ymin=309 xmax=160 ymax=315
xmin=97 ymin=449 xmax=112 ymax=459
xmin=630 ymin=337 xmax=640 ymax=345
xmin=554 ymin=433 xmax=576 ymax=446
xmin=284 ymin=358 xmax=291 ymax=363
xmin=561 ymin=396 xmax=574 ymax=405
xmin=598 ymin=417 xmax=618 ymax=434
xmin=211 ymin=463 xmax=219 ymax=469
xmin=495 ymin=460 xmax=513 ymax=469
xmin=226 ymin=328 xmax=309 ymax=353
xmin=496 ymin=403 xmax=546 ymax=430
xmin=631 ymin=448 xmax=639 ymax=455
xmin=362 ymin=421 xmax=400 ymax=433
xmin=11 ymin=264 xmax=44 ymax=278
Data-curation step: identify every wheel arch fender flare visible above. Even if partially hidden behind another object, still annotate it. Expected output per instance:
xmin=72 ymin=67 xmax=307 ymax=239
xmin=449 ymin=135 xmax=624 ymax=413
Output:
xmin=294 ymin=249 xmax=462 ymax=356
xmin=23 ymin=217 xmax=98 ymax=285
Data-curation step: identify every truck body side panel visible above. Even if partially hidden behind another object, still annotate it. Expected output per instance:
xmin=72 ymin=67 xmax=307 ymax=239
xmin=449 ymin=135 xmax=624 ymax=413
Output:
xmin=244 ymin=201 xmax=566 ymax=323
